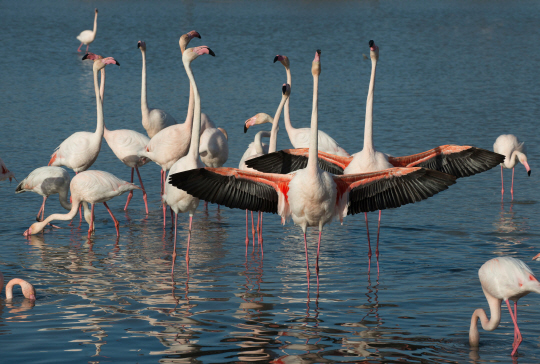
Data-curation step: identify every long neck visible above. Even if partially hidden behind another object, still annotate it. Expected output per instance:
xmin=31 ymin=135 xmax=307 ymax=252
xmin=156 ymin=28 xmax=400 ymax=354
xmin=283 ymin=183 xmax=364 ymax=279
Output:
xmin=141 ymin=50 xmax=149 ymax=117
xmin=92 ymin=13 xmax=98 ymax=37
xmin=307 ymin=73 xmax=319 ymax=172
xmin=269 ymin=96 xmax=287 ymax=153
xmin=5 ymin=279 xmax=34 ymax=300
xmin=254 ymin=131 xmax=270 ymax=155
xmin=184 ymin=83 xmax=195 ymax=128
xmin=283 ymin=67 xmax=295 ymax=136
xmin=184 ymin=60 xmax=200 ymax=160
xmin=363 ymin=57 xmax=377 ymax=151
xmin=94 ymin=69 xmax=104 ymax=138
xmin=58 ymin=188 xmax=71 ymax=211
xmin=469 ymin=292 xmax=501 ymax=346
xmin=100 ymin=69 xmax=108 ymax=133
xmin=34 ymin=199 xmax=81 ymax=233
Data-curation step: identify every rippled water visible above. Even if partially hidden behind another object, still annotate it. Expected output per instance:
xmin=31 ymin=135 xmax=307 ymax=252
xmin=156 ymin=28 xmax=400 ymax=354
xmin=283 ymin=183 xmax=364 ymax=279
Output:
xmin=1 ymin=0 xmax=540 ymax=363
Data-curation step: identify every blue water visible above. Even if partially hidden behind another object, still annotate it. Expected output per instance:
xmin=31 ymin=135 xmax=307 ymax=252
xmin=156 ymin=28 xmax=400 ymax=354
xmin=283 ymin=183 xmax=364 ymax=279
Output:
xmin=1 ymin=0 xmax=540 ymax=362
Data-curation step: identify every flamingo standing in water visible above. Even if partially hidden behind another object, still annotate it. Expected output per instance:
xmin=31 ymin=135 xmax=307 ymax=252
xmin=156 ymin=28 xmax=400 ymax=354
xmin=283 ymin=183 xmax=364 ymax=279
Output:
xmin=0 ymin=272 xmax=36 ymax=301
xmin=493 ymin=134 xmax=531 ymax=201
xmin=83 ymin=52 xmax=150 ymax=214
xmin=162 ymin=45 xmax=215 ymax=275
xmin=247 ymin=41 xmax=504 ymax=272
xmin=23 ymin=170 xmax=139 ymax=238
xmin=470 ymin=256 xmax=540 ymax=356
xmin=16 ymin=166 xmax=71 ymax=221
xmin=0 ymin=157 xmax=15 ymax=182
xmin=76 ymin=8 xmax=98 ymax=53
xmin=170 ymin=50 xmax=456 ymax=288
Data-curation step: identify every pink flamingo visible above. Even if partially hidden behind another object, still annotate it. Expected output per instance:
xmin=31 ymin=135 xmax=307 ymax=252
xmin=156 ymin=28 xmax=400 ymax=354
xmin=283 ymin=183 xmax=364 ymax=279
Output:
xmin=170 ymin=50 xmax=456 ymax=288
xmin=84 ymin=52 xmax=150 ymax=214
xmin=16 ymin=166 xmax=71 ymax=221
xmin=470 ymin=256 xmax=540 ymax=356
xmin=493 ymin=134 xmax=531 ymax=201
xmin=76 ymin=8 xmax=98 ymax=53
xmin=162 ymin=46 xmax=215 ymax=275
xmin=247 ymin=41 xmax=504 ymax=272
xmin=0 ymin=157 xmax=16 ymax=182
xmin=23 ymin=170 xmax=139 ymax=238
xmin=0 ymin=272 xmax=36 ymax=301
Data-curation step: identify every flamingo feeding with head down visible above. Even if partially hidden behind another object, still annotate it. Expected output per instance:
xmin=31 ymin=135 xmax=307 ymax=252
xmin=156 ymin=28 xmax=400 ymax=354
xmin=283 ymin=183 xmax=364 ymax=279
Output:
xmin=493 ymin=134 xmax=531 ymax=201
xmin=170 ymin=50 xmax=456 ymax=288
xmin=76 ymin=8 xmax=98 ymax=53
xmin=0 ymin=272 xmax=36 ymax=301
xmin=23 ymin=170 xmax=139 ymax=238
xmin=16 ymin=166 xmax=71 ymax=221
xmin=84 ymin=52 xmax=150 ymax=214
xmin=245 ymin=53 xmax=349 ymax=157
xmin=0 ymin=157 xmax=15 ymax=182
xmin=162 ymin=45 xmax=215 ymax=275
xmin=246 ymin=41 xmax=504 ymax=272
xmin=470 ymin=256 xmax=540 ymax=356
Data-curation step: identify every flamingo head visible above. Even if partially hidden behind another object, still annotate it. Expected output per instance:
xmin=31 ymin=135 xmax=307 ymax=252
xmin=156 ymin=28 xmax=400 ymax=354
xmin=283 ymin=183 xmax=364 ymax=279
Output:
xmin=82 ymin=52 xmax=102 ymax=61
xmin=244 ymin=113 xmax=273 ymax=133
xmin=516 ymin=152 xmax=531 ymax=176
xmin=138 ymin=40 xmax=146 ymax=51
xmin=179 ymin=31 xmax=201 ymax=53
xmin=23 ymin=223 xmax=41 ymax=237
xmin=312 ymin=49 xmax=321 ymax=76
xmin=93 ymin=57 xmax=120 ymax=71
xmin=369 ymin=40 xmax=379 ymax=61
xmin=95 ymin=8 xmax=98 ymax=14
xmin=274 ymin=55 xmax=290 ymax=69
xmin=282 ymin=83 xmax=291 ymax=97
xmin=183 ymin=46 xmax=215 ymax=63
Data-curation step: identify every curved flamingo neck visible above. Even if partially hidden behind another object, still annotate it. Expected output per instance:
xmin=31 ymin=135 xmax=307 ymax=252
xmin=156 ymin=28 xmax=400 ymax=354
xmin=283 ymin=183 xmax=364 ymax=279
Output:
xmin=469 ymin=292 xmax=501 ymax=346
xmin=363 ymin=57 xmax=377 ymax=152
xmin=58 ymin=188 xmax=71 ymax=211
xmin=94 ymin=68 xmax=104 ymax=139
xmin=34 ymin=199 xmax=81 ymax=234
xmin=283 ymin=66 xmax=295 ymax=138
xmin=307 ymin=73 xmax=319 ymax=172
xmin=140 ymin=50 xmax=150 ymax=120
xmin=254 ymin=131 xmax=270 ymax=155
xmin=5 ymin=278 xmax=35 ymax=300
xmin=184 ymin=59 xmax=200 ymax=160
xmin=269 ymin=95 xmax=287 ymax=153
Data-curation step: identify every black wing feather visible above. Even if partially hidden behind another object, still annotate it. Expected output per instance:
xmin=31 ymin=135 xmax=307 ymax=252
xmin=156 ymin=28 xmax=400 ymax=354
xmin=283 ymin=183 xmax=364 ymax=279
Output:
xmin=246 ymin=151 xmax=344 ymax=175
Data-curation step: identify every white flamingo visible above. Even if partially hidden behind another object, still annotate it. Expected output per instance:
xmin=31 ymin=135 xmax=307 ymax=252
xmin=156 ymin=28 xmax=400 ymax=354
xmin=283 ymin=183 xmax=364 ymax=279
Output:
xmin=493 ymin=134 xmax=531 ymax=201
xmin=0 ymin=272 xmax=36 ymax=301
xmin=76 ymin=8 xmax=98 ymax=53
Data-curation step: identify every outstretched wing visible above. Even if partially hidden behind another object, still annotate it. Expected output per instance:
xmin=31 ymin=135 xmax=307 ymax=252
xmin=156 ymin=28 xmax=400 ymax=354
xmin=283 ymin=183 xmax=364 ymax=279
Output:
xmin=334 ymin=167 xmax=456 ymax=215
xmin=388 ymin=145 xmax=505 ymax=178
xmin=245 ymin=149 xmax=350 ymax=175
xmin=169 ymin=167 xmax=292 ymax=214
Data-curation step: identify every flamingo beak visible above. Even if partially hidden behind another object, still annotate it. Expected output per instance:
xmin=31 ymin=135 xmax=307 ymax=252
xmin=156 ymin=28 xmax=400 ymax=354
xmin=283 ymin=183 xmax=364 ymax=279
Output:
xmin=273 ymin=55 xmax=281 ymax=63
xmin=244 ymin=116 xmax=256 ymax=133
xmin=533 ymin=253 xmax=540 ymax=261
xmin=29 ymin=294 xmax=36 ymax=301
xmin=82 ymin=53 xmax=89 ymax=60
xmin=523 ymin=161 xmax=531 ymax=176
xmin=23 ymin=229 xmax=31 ymax=237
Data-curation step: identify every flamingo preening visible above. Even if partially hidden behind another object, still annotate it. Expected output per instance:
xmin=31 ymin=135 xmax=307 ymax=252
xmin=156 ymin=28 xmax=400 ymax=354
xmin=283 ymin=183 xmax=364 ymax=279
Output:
xmin=76 ymin=8 xmax=98 ymax=53
xmin=170 ymin=50 xmax=456 ymax=288
xmin=493 ymin=134 xmax=531 ymax=201
xmin=470 ymin=256 xmax=540 ymax=356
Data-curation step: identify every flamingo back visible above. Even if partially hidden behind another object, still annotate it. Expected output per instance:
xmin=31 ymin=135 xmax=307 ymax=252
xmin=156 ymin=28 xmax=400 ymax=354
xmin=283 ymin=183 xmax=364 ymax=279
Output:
xmin=479 ymin=257 xmax=540 ymax=301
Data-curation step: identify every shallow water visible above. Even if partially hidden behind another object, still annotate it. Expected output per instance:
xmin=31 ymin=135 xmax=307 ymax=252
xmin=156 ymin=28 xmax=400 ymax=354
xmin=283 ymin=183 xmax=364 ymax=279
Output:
xmin=1 ymin=0 xmax=540 ymax=363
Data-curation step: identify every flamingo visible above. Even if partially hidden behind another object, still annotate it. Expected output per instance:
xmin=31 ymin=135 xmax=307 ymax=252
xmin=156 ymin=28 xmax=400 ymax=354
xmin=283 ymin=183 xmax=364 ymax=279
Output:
xmin=162 ymin=45 xmax=215 ymax=275
xmin=23 ymin=170 xmax=139 ymax=238
xmin=0 ymin=157 xmax=15 ymax=182
xmin=470 ymin=256 xmax=540 ymax=356
xmin=76 ymin=8 xmax=98 ymax=53
xmin=240 ymin=85 xmax=290 ymax=250
xmin=247 ymin=41 xmax=505 ymax=272
xmin=16 ymin=166 xmax=71 ymax=221
xmin=493 ymin=134 xmax=531 ymax=201
xmin=246 ymin=53 xmax=348 ymax=157
xmin=83 ymin=52 xmax=150 ymax=214
xmin=170 ymin=50 xmax=456 ymax=288
xmin=0 ymin=272 xmax=36 ymax=301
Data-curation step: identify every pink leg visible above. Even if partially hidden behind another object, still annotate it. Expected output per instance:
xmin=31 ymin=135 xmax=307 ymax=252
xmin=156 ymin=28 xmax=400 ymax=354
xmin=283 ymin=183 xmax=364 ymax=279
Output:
xmin=170 ymin=207 xmax=174 ymax=228
xmin=88 ymin=203 xmax=95 ymax=237
xmin=86 ymin=44 xmax=89 ymax=53
xmin=506 ymin=299 xmax=522 ymax=356
xmin=245 ymin=210 xmax=249 ymax=255
xmin=103 ymin=202 xmax=120 ymax=236
xmin=77 ymin=42 xmax=83 ymax=52
xmin=376 ymin=210 xmax=381 ymax=274
xmin=304 ymin=232 xmax=310 ymax=290
xmin=256 ymin=212 xmax=261 ymax=245
xmin=135 ymin=166 xmax=149 ymax=215
xmin=172 ymin=212 xmax=178 ymax=276
xmin=124 ymin=168 xmax=135 ymax=211
xmin=260 ymin=213 xmax=264 ymax=248
xmin=251 ymin=211 xmax=255 ymax=248
xmin=501 ymin=165 xmax=504 ymax=200
xmin=204 ymin=201 xmax=208 ymax=210
xmin=513 ymin=301 xmax=522 ymax=349
xmin=365 ymin=212 xmax=372 ymax=273
xmin=36 ymin=196 xmax=47 ymax=221
xmin=316 ymin=230 xmax=322 ymax=287
xmin=511 ymin=167 xmax=515 ymax=201
xmin=186 ymin=216 xmax=193 ymax=274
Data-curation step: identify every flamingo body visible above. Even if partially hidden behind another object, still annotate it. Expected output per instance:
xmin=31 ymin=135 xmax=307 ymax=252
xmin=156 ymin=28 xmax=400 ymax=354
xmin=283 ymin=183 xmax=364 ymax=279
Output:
xmin=199 ymin=127 xmax=229 ymax=168
xmin=494 ymin=134 xmax=530 ymax=172
xmin=76 ymin=9 xmax=98 ymax=52
xmin=104 ymin=129 xmax=150 ymax=168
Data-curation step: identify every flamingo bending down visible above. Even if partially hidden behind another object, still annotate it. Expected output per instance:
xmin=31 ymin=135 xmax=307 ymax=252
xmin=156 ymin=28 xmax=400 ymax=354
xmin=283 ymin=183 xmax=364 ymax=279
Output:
xmin=0 ymin=157 xmax=16 ymax=182
xmin=0 ymin=272 xmax=36 ymax=300
xmin=76 ymin=8 xmax=98 ymax=53
xmin=23 ymin=170 xmax=139 ymax=237
xmin=16 ymin=166 xmax=71 ymax=221
xmin=162 ymin=45 xmax=215 ymax=275
xmin=470 ymin=256 xmax=540 ymax=356
xmin=493 ymin=134 xmax=531 ymax=201
xmin=84 ymin=52 xmax=151 ymax=214
xmin=170 ymin=50 xmax=456 ymax=288
xmin=247 ymin=41 xmax=504 ymax=272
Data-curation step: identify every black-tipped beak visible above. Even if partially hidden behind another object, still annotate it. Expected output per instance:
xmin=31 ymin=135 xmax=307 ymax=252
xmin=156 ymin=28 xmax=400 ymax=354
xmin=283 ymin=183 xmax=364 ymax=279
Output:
xmin=273 ymin=55 xmax=279 ymax=63
xmin=138 ymin=42 xmax=141 ymax=49
xmin=282 ymin=85 xmax=288 ymax=94
xmin=316 ymin=49 xmax=321 ymax=55
xmin=369 ymin=40 xmax=374 ymax=47
xmin=195 ymin=34 xmax=201 ymax=39
xmin=528 ymin=170 xmax=531 ymax=176
xmin=244 ymin=124 xmax=248 ymax=133
xmin=208 ymin=48 xmax=215 ymax=57
xmin=82 ymin=53 xmax=89 ymax=60
xmin=116 ymin=61 xmax=120 ymax=66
